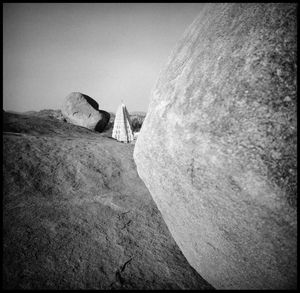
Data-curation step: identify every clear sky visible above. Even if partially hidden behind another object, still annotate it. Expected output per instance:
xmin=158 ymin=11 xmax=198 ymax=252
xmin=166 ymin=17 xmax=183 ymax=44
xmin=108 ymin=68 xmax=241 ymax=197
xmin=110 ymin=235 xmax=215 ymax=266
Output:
xmin=3 ymin=3 xmax=204 ymax=113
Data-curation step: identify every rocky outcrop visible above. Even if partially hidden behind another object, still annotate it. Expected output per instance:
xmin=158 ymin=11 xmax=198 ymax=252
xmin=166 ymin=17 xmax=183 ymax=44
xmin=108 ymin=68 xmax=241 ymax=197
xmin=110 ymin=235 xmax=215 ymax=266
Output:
xmin=61 ymin=92 xmax=110 ymax=132
xmin=3 ymin=112 xmax=213 ymax=290
xmin=134 ymin=3 xmax=297 ymax=290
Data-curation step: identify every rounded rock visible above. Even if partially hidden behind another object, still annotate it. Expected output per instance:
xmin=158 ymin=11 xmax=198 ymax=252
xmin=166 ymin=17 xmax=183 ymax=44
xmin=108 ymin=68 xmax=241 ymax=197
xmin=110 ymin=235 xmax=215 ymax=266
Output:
xmin=61 ymin=92 xmax=109 ymax=132
xmin=134 ymin=3 xmax=297 ymax=290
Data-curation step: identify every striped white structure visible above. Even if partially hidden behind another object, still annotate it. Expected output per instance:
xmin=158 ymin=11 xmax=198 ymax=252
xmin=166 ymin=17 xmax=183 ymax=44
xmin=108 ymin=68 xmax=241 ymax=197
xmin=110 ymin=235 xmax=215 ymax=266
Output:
xmin=112 ymin=103 xmax=134 ymax=143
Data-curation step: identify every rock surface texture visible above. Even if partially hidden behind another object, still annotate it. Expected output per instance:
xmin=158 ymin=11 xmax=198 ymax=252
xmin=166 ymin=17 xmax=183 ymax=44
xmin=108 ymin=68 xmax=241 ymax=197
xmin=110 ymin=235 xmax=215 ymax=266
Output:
xmin=61 ymin=92 xmax=110 ymax=132
xmin=3 ymin=112 xmax=213 ymax=290
xmin=134 ymin=3 xmax=297 ymax=290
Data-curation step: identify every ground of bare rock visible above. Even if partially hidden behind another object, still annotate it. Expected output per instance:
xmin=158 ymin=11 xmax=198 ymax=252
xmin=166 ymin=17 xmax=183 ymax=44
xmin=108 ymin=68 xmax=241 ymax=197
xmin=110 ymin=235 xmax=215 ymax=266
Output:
xmin=2 ymin=111 xmax=213 ymax=290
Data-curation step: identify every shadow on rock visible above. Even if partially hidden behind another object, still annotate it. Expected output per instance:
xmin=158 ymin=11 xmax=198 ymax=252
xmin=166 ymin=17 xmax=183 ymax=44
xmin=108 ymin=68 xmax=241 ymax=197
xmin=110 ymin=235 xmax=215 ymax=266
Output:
xmin=95 ymin=110 xmax=111 ymax=133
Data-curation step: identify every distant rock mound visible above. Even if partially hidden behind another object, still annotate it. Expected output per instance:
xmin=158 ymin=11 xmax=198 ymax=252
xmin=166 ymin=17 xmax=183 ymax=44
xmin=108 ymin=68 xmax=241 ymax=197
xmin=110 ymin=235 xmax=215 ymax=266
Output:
xmin=134 ymin=3 xmax=297 ymax=290
xmin=130 ymin=111 xmax=146 ymax=117
xmin=24 ymin=109 xmax=67 ymax=122
xmin=61 ymin=92 xmax=110 ymax=132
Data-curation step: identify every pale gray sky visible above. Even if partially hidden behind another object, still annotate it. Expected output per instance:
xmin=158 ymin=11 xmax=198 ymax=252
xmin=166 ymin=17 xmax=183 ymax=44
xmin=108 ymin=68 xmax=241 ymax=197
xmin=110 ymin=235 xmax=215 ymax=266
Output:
xmin=3 ymin=3 xmax=204 ymax=113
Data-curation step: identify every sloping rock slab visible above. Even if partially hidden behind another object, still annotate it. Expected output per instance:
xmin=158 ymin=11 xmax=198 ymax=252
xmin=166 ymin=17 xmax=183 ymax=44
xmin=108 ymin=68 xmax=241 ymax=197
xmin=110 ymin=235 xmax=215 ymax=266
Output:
xmin=134 ymin=3 xmax=297 ymax=290
xmin=3 ymin=112 xmax=213 ymax=290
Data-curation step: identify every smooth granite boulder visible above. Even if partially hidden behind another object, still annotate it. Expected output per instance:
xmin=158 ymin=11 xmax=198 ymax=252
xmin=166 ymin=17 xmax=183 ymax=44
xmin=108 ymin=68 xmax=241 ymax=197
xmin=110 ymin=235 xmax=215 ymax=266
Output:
xmin=134 ymin=3 xmax=297 ymax=290
xmin=61 ymin=92 xmax=110 ymax=132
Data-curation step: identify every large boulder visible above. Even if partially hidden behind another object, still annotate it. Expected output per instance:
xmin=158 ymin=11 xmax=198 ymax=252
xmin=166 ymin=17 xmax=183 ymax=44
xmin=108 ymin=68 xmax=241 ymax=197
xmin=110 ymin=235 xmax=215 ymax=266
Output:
xmin=134 ymin=3 xmax=297 ymax=290
xmin=61 ymin=92 xmax=110 ymax=132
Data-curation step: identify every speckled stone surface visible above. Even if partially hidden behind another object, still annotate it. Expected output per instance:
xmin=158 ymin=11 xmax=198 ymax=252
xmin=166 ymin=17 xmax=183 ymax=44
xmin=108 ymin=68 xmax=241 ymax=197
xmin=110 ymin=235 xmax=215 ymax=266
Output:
xmin=134 ymin=3 xmax=297 ymax=290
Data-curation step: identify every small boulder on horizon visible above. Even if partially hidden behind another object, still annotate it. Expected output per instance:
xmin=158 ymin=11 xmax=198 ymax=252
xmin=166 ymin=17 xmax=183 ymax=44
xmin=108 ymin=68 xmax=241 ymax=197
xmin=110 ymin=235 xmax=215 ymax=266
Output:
xmin=61 ymin=92 xmax=110 ymax=132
